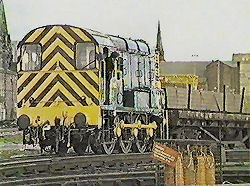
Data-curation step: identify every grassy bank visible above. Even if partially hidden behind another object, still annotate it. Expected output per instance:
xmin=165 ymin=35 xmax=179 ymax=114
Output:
xmin=0 ymin=135 xmax=39 ymax=159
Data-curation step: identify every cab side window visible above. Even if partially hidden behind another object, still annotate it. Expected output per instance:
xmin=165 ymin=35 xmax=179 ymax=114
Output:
xmin=21 ymin=44 xmax=41 ymax=71
xmin=76 ymin=43 xmax=95 ymax=69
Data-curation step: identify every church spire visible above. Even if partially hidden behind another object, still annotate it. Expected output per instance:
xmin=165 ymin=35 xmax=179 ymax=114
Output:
xmin=0 ymin=0 xmax=8 ymax=35
xmin=156 ymin=20 xmax=165 ymax=62
xmin=0 ymin=0 xmax=12 ymax=69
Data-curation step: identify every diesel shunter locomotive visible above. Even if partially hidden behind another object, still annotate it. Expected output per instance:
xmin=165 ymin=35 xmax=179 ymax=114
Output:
xmin=17 ymin=25 xmax=165 ymax=155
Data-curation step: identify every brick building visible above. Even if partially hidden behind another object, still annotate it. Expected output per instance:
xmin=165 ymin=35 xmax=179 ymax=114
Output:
xmin=205 ymin=60 xmax=240 ymax=93
xmin=232 ymin=53 xmax=250 ymax=112
xmin=232 ymin=53 xmax=250 ymax=95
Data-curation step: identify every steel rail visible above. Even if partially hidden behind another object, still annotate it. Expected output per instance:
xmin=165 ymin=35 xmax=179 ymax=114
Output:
xmin=0 ymin=153 xmax=152 ymax=167
xmin=0 ymin=153 xmax=154 ymax=180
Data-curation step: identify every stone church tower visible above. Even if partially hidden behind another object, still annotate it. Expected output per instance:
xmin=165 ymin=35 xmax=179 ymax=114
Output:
xmin=0 ymin=0 xmax=16 ymax=121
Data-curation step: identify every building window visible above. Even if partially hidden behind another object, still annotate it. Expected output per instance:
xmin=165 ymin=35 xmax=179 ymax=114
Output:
xmin=21 ymin=44 xmax=41 ymax=71
xmin=76 ymin=43 xmax=96 ymax=69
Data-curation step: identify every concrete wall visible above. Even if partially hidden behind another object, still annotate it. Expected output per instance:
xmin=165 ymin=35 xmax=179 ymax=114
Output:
xmin=166 ymin=87 xmax=249 ymax=113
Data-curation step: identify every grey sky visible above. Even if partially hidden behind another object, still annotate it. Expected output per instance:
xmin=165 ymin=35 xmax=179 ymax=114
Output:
xmin=4 ymin=0 xmax=250 ymax=61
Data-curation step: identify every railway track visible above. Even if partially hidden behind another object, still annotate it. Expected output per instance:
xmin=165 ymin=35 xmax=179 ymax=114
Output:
xmin=0 ymin=140 xmax=249 ymax=185
xmin=1 ymin=171 xmax=156 ymax=186
xmin=0 ymin=153 xmax=161 ymax=186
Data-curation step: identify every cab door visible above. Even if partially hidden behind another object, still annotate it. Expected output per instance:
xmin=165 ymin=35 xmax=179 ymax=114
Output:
xmin=144 ymin=56 xmax=150 ymax=88
xmin=122 ymin=54 xmax=131 ymax=90
xmin=131 ymin=54 xmax=139 ymax=89
xmin=138 ymin=56 xmax=145 ymax=88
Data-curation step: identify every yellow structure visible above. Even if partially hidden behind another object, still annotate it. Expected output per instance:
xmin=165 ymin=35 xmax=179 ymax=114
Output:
xmin=160 ymin=75 xmax=200 ymax=89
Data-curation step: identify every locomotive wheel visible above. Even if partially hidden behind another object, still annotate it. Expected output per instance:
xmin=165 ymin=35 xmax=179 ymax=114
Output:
xmin=42 ymin=145 xmax=54 ymax=153
xmin=57 ymin=141 xmax=68 ymax=156
xmin=100 ymin=115 xmax=118 ymax=155
xmin=119 ymin=130 xmax=133 ymax=154
xmin=40 ymin=138 xmax=55 ymax=153
xmin=147 ymin=137 xmax=154 ymax=151
xmin=132 ymin=129 xmax=153 ymax=153
xmin=132 ymin=116 xmax=149 ymax=153
xmin=102 ymin=142 xmax=116 ymax=154
xmin=89 ymin=131 xmax=103 ymax=154
xmin=73 ymin=142 xmax=87 ymax=155
xmin=133 ymin=129 xmax=148 ymax=153
xmin=115 ymin=116 xmax=133 ymax=154
xmin=102 ymin=135 xmax=116 ymax=155
xmin=89 ymin=129 xmax=116 ymax=155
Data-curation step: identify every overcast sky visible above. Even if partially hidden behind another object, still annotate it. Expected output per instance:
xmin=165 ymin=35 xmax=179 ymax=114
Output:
xmin=4 ymin=0 xmax=250 ymax=61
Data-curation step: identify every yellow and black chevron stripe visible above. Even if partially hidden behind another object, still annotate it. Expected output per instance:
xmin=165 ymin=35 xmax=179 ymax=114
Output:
xmin=17 ymin=25 xmax=100 ymax=108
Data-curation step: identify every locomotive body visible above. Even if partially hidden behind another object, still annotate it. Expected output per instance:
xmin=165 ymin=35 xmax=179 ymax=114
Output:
xmin=17 ymin=25 xmax=165 ymax=154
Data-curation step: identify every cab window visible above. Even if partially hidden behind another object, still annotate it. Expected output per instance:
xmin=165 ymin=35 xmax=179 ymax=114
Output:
xmin=21 ymin=44 xmax=41 ymax=71
xmin=76 ymin=43 xmax=96 ymax=69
